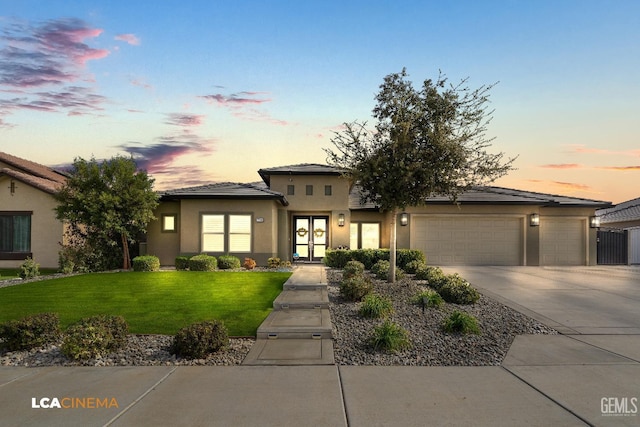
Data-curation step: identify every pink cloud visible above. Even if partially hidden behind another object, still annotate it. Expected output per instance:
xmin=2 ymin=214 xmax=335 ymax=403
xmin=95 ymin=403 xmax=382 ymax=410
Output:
xmin=565 ymin=144 xmax=640 ymax=157
xmin=597 ymin=165 xmax=640 ymax=171
xmin=115 ymin=33 xmax=140 ymax=46
xmin=165 ymin=113 xmax=204 ymax=127
xmin=539 ymin=163 xmax=583 ymax=169
xmin=199 ymin=93 xmax=271 ymax=105
xmin=527 ymin=179 xmax=593 ymax=192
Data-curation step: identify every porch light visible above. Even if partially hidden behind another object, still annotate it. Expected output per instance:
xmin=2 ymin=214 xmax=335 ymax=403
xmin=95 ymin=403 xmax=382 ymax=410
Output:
xmin=338 ymin=213 xmax=345 ymax=227
xmin=400 ymin=213 xmax=409 ymax=226
xmin=529 ymin=213 xmax=540 ymax=227
xmin=590 ymin=216 xmax=601 ymax=228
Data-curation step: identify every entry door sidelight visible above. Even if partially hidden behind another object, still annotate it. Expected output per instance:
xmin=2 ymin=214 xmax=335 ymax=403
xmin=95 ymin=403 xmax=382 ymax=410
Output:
xmin=293 ymin=216 xmax=328 ymax=261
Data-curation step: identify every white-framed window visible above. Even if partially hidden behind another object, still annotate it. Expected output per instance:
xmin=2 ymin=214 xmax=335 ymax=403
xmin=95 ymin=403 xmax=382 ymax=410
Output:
xmin=202 ymin=214 xmax=252 ymax=253
xmin=349 ymin=222 xmax=380 ymax=249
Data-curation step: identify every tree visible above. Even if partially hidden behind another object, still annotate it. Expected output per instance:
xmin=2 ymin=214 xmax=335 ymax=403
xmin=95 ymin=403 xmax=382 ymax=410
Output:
xmin=55 ymin=156 xmax=159 ymax=270
xmin=325 ymin=69 xmax=516 ymax=282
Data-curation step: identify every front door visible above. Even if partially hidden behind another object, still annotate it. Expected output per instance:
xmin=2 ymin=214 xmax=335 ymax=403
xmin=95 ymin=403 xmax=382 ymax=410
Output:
xmin=293 ymin=216 xmax=328 ymax=262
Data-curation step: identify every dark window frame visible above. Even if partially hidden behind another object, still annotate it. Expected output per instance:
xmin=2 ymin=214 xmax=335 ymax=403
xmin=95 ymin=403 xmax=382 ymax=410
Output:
xmin=0 ymin=211 xmax=33 ymax=260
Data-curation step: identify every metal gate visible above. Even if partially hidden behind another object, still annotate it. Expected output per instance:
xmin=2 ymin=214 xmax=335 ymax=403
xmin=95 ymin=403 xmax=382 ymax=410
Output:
xmin=597 ymin=229 xmax=628 ymax=265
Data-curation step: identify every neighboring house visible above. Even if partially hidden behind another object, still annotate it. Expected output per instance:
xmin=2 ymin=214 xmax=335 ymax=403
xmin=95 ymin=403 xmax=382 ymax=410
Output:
xmin=597 ymin=197 xmax=640 ymax=265
xmin=147 ymin=163 xmax=611 ymax=267
xmin=0 ymin=152 xmax=68 ymax=269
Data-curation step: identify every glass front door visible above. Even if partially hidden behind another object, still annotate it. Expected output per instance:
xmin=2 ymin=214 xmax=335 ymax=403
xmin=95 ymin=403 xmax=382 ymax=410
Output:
xmin=293 ymin=216 xmax=328 ymax=262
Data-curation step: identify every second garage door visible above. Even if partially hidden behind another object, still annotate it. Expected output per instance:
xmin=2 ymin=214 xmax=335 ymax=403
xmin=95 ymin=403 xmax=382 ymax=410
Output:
xmin=411 ymin=216 xmax=523 ymax=266
xmin=540 ymin=218 xmax=586 ymax=265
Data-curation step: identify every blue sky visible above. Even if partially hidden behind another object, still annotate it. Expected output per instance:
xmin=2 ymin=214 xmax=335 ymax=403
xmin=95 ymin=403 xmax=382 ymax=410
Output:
xmin=1 ymin=0 xmax=638 ymax=203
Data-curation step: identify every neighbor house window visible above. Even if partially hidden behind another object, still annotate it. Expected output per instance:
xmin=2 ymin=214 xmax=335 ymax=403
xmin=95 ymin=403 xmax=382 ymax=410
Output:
xmin=201 ymin=214 xmax=252 ymax=253
xmin=162 ymin=214 xmax=177 ymax=232
xmin=324 ymin=185 xmax=332 ymax=196
xmin=0 ymin=212 xmax=32 ymax=259
xmin=287 ymin=185 xmax=295 ymax=195
xmin=306 ymin=185 xmax=313 ymax=196
xmin=349 ymin=222 xmax=380 ymax=249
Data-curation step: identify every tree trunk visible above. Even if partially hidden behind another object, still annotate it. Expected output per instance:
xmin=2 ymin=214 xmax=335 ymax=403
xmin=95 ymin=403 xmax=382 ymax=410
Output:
xmin=121 ymin=232 xmax=131 ymax=270
xmin=388 ymin=208 xmax=397 ymax=283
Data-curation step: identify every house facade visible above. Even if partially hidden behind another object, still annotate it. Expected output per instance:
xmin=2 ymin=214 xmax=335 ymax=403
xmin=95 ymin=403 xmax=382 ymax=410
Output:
xmin=0 ymin=152 xmax=67 ymax=269
xmin=147 ymin=163 xmax=611 ymax=267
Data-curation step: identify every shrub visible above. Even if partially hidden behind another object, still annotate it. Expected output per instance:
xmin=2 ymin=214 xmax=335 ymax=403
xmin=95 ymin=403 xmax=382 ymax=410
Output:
xmin=188 ymin=254 xmax=217 ymax=271
xmin=217 ymin=255 xmax=241 ymax=270
xmin=343 ymin=260 xmax=365 ymax=279
xmin=413 ymin=289 xmax=444 ymax=308
xmin=369 ymin=320 xmax=411 ymax=353
xmin=132 ymin=255 xmax=160 ymax=272
xmin=439 ymin=274 xmax=480 ymax=305
xmin=175 ymin=256 xmax=191 ymax=271
xmin=371 ymin=260 xmax=404 ymax=280
xmin=170 ymin=320 xmax=229 ymax=359
xmin=19 ymin=257 xmax=40 ymax=279
xmin=58 ymin=248 xmax=75 ymax=274
xmin=415 ymin=266 xmax=447 ymax=289
xmin=339 ymin=275 xmax=373 ymax=301
xmin=442 ymin=310 xmax=481 ymax=334
xmin=351 ymin=249 xmax=382 ymax=270
xmin=243 ymin=258 xmax=257 ymax=270
xmin=323 ymin=249 xmax=352 ymax=268
xmin=396 ymin=249 xmax=426 ymax=270
xmin=267 ymin=257 xmax=281 ymax=269
xmin=0 ymin=313 xmax=61 ymax=351
xmin=358 ymin=293 xmax=394 ymax=319
xmin=404 ymin=260 xmax=427 ymax=274
xmin=61 ymin=315 xmax=129 ymax=360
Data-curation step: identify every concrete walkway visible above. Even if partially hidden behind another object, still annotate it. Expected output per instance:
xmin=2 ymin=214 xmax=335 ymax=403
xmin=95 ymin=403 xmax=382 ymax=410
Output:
xmin=1 ymin=265 xmax=639 ymax=426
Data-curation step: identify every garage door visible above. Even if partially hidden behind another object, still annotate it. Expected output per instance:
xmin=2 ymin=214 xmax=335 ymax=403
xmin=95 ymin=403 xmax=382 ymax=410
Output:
xmin=411 ymin=216 xmax=523 ymax=265
xmin=540 ymin=218 xmax=585 ymax=265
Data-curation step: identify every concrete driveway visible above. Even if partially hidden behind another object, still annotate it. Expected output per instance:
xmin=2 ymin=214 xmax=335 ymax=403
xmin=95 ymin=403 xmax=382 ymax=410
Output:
xmin=442 ymin=266 xmax=640 ymax=335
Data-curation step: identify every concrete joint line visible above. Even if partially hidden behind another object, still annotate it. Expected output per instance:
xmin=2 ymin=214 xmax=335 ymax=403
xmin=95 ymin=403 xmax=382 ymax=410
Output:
xmin=103 ymin=367 xmax=178 ymax=427
xmin=500 ymin=366 xmax=594 ymax=427
xmin=566 ymin=335 xmax=640 ymax=364
xmin=336 ymin=366 xmax=351 ymax=427
xmin=0 ymin=369 xmax=39 ymax=388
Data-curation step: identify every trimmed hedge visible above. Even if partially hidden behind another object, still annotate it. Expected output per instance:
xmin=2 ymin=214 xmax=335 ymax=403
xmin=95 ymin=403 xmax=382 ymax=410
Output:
xmin=415 ymin=266 xmax=447 ymax=289
xmin=217 ymin=255 xmax=241 ymax=270
xmin=175 ymin=256 xmax=191 ymax=271
xmin=439 ymin=274 xmax=480 ymax=305
xmin=343 ymin=260 xmax=365 ymax=279
xmin=61 ymin=315 xmax=129 ymax=360
xmin=339 ymin=274 xmax=373 ymax=301
xmin=132 ymin=255 xmax=160 ymax=271
xmin=188 ymin=254 xmax=217 ymax=271
xmin=324 ymin=248 xmax=424 ymax=270
xmin=170 ymin=320 xmax=229 ymax=359
xmin=0 ymin=313 xmax=61 ymax=351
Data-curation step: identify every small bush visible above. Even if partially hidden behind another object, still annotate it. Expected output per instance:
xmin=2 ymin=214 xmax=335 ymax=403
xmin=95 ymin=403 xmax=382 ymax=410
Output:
xmin=339 ymin=275 xmax=373 ymax=301
xmin=170 ymin=320 xmax=229 ymax=359
xmin=323 ymin=249 xmax=352 ymax=268
xmin=396 ymin=249 xmax=426 ymax=270
xmin=243 ymin=258 xmax=257 ymax=270
xmin=61 ymin=315 xmax=129 ymax=360
xmin=442 ymin=310 xmax=481 ymax=334
xmin=343 ymin=260 xmax=365 ymax=279
xmin=132 ymin=255 xmax=160 ymax=272
xmin=267 ymin=257 xmax=281 ymax=269
xmin=358 ymin=293 xmax=394 ymax=319
xmin=58 ymin=248 xmax=75 ymax=274
xmin=369 ymin=320 xmax=411 ymax=353
xmin=188 ymin=254 xmax=217 ymax=271
xmin=217 ymin=255 xmax=241 ymax=270
xmin=19 ymin=257 xmax=40 ymax=279
xmin=404 ymin=260 xmax=427 ymax=275
xmin=371 ymin=260 xmax=404 ymax=280
xmin=413 ymin=289 xmax=444 ymax=308
xmin=175 ymin=256 xmax=191 ymax=271
xmin=415 ymin=266 xmax=447 ymax=289
xmin=0 ymin=313 xmax=61 ymax=351
xmin=439 ymin=274 xmax=480 ymax=305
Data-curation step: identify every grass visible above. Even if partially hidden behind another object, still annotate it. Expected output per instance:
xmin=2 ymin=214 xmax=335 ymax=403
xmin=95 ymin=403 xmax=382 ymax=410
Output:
xmin=0 ymin=271 xmax=291 ymax=336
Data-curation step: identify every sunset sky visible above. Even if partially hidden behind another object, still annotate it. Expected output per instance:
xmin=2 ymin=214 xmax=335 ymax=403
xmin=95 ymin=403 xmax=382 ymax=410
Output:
xmin=1 ymin=1 xmax=638 ymax=203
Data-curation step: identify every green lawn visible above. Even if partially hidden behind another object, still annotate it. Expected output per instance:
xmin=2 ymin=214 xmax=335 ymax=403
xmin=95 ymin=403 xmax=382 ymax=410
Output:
xmin=0 ymin=271 xmax=291 ymax=336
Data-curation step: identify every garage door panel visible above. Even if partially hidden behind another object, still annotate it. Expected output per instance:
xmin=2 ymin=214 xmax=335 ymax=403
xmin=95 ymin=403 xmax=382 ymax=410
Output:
xmin=412 ymin=216 xmax=523 ymax=266
xmin=540 ymin=218 xmax=585 ymax=266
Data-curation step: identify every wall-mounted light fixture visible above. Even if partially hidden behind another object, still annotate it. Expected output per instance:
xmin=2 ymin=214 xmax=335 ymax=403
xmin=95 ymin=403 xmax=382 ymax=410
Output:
xmin=529 ymin=213 xmax=540 ymax=227
xmin=400 ymin=212 xmax=408 ymax=226
xmin=590 ymin=216 xmax=601 ymax=228
xmin=338 ymin=213 xmax=345 ymax=227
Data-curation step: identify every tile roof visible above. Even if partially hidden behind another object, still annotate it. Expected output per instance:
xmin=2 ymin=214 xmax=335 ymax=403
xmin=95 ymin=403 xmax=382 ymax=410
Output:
xmin=258 ymin=163 xmax=345 ymax=185
xmin=0 ymin=151 xmax=67 ymax=195
xmin=160 ymin=182 xmax=289 ymax=205
xmin=596 ymin=197 xmax=640 ymax=224
xmin=350 ymin=185 xmax=611 ymax=210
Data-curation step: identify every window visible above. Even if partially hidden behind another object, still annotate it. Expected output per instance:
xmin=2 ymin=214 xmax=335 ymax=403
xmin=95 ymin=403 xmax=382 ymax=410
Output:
xmin=162 ymin=214 xmax=177 ymax=232
xmin=0 ymin=212 xmax=31 ymax=258
xmin=287 ymin=185 xmax=295 ymax=195
xmin=202 ymin=214 xmax=252 ymax=253
xmin=324 ymin=185 xmax=332 ymax=196
xmin=306 ymin=185 xmax=313 ymax=196
xmin=349 ymin=222 xmax=380 ymax=249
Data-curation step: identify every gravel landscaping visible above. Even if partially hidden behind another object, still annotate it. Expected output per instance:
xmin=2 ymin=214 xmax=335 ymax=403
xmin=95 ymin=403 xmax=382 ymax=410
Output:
xmin=327 ymin=268 xmax=557 ymax=366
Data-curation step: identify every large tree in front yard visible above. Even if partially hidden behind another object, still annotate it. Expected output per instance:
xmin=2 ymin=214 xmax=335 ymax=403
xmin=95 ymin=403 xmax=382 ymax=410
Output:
xmin=54 ymin=156 xmax=159 ymax=270
xmin=325 ymin=68 xmax=516 ymax=282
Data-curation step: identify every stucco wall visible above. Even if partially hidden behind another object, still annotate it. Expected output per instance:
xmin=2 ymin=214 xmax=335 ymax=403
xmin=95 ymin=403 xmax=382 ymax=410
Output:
xmin=0 ymin=176 xmax=64 ymax=269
